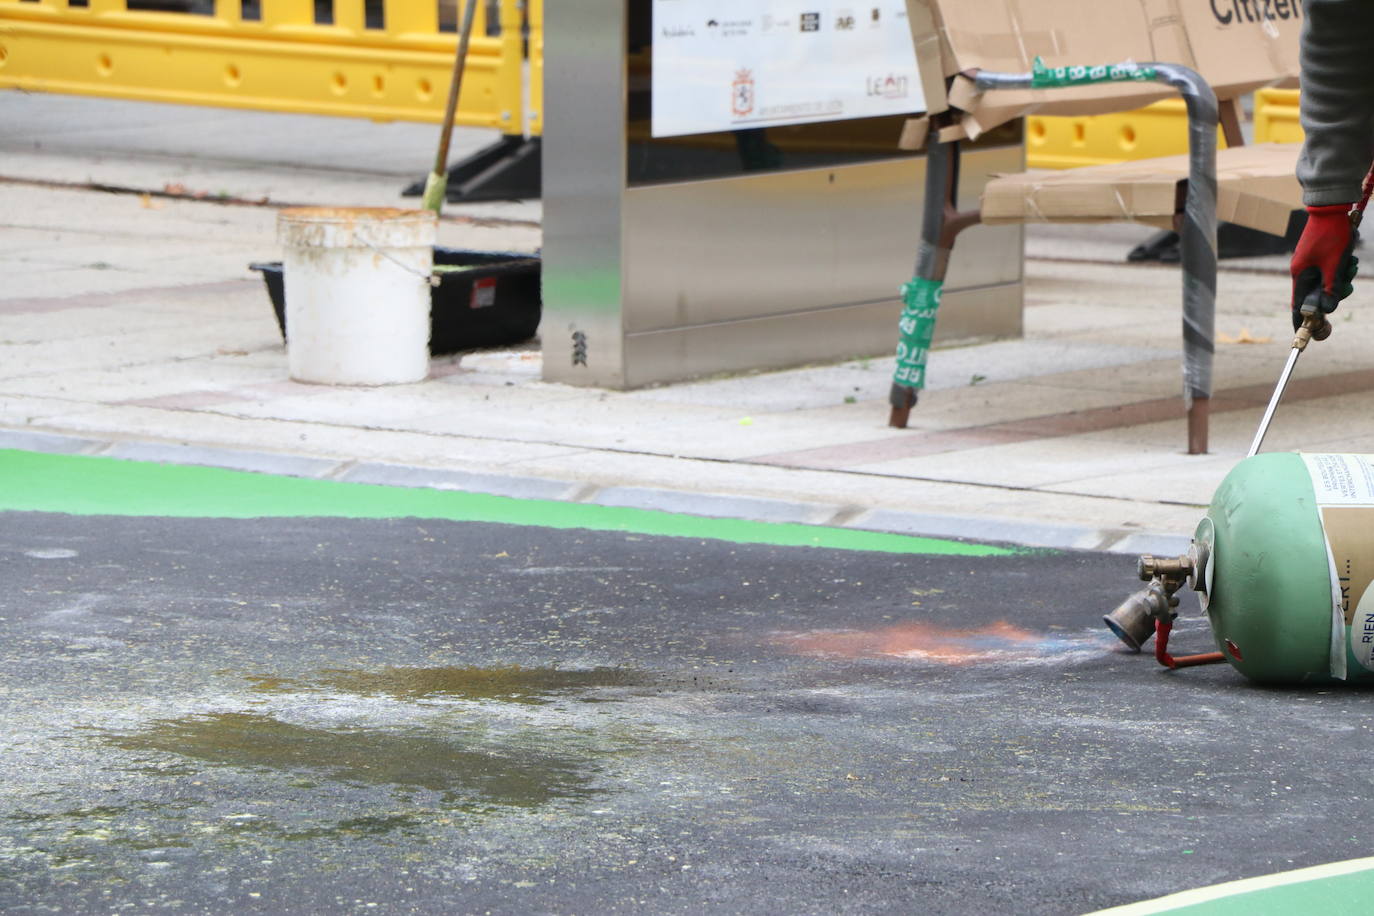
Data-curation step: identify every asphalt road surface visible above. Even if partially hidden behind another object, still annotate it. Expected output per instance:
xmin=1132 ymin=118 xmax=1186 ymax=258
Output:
xmin=2 ymin=453 xmax=1373 ymax=915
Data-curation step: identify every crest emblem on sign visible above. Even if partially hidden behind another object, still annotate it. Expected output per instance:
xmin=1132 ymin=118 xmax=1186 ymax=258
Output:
xmin=732 ymin=68 xmax=755 ymax=116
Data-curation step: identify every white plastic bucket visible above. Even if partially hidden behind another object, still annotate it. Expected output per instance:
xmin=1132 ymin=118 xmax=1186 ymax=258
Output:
xmin=278 ymin=207 xmax=437 ymax=385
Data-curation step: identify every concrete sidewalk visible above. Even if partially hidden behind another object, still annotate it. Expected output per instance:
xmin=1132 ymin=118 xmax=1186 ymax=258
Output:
xmin=5 ymin=93 xmax=1373 ymax=555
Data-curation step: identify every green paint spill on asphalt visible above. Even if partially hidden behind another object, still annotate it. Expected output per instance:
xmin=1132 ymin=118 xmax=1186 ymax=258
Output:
xmin=0 ymin=449 xmax=1015 ymax=556
xmin=245 ymin=665 xmax=649 ymax=704
xmin=104 ymin=712 xmax=598 ymax=806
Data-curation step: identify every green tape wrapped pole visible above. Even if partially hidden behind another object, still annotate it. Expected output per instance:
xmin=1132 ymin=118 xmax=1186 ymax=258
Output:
xmin=893 ymin=277 xmax=943 ymax=391
xmin=421 ymin=0 xmax=480 ymax=215
xmin=1027 ymin=56 xmax=1156 ymax=89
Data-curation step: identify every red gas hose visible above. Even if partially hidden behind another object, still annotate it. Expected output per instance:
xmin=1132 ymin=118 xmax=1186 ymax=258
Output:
xmin=1154 ymin=620 xmax=1225 ymax=669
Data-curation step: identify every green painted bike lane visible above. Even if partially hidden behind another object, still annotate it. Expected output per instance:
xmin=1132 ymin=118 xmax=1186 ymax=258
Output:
xmin=1088 ymin=856 xmax=1374 ymax=916
xmin=0 ymin=448 xmax=1008 ymax=556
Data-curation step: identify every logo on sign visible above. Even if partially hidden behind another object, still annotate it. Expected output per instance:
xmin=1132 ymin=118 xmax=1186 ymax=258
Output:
xmin=800 ymin=11 xmax=820 ymax=31
xmin=836 ymin=9 xmax=855 ymax=29
xmin=732 ymin=68 xmax=755 ymax=116
xmin=1209 ymin=0 xmax=1302 ymax=26
xmin=866 ymin=74 xmax=909 ymax=99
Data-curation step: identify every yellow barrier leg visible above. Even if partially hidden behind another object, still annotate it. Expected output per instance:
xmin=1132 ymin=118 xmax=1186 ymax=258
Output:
xmin=527 ymin=0 xmax=543 ymax=136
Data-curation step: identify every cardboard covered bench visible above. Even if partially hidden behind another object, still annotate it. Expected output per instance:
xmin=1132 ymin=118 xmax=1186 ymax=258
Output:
xmin=981 ymin=143 xmax=1304 ymax=235
xmin=895 ymin=0 xmax=1304 ymax=454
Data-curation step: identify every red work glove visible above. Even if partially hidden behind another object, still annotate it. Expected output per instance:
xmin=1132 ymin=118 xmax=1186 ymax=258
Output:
xmin=1291 ymin=203 xmax=1358 ymax=330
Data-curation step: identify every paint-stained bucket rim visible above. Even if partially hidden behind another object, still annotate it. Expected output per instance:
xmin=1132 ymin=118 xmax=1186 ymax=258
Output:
xmin=278 ymin=206 xmax=436 ymax=225
xmin=278 ymin=207 xmax=436 ymax=250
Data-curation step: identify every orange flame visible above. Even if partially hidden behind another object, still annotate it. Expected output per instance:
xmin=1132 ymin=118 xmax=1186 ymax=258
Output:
xmin=780 ymin=621 xmax=1054 ymax=665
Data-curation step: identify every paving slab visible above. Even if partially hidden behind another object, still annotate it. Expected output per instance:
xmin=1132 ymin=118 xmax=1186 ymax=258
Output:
xmin=337 ymin=463 xmax=582 ymax=501
xmin=0 ymin=92 xmax=542 ymax=225
xmin=102 ymin=441 xmax=342 ymax=478
xmin=589 ymin=486 xmax=838 ymax=526
xmin=0 ymin=429 xmax=101 ymax=454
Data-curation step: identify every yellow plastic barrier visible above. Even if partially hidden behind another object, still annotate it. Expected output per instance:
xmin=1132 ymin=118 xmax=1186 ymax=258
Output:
xmin=0 ymin=0 xmax=534 ymax=134
xmin=526 ymin=0 xmax=542 ymax=137
xmin=1254 ymin=88 xmax=1301 ymax=144
xmin=1027 ymin=99 xmax=1226 ymax=169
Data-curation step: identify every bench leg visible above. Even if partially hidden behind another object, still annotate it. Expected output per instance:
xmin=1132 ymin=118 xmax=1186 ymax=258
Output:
xmin=1187 ymin=397 xmax=1209 ymax=455
xmin=889 ymin=139 xmax=983 ymax=428
xmin=888 ymin=384 xmax=917 ymax=428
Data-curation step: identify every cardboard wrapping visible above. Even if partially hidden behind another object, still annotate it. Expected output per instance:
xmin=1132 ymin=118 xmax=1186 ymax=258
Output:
xmin=898 ymin=117 xmax=930 ymax=151
xmin=898 ymin=115 xmax=967 ymax=149
xmin=905 ymin=0 xmax=1301 ymax=138
xmin=980 ymin=142 xmax=1303 ymax=233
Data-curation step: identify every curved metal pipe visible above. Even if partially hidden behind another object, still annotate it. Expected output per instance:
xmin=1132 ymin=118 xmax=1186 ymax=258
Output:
xmin=1150 ymin=63 xmax=1218 ymax=418
xmin=972 ymin=62 xmax=1218 ymax=450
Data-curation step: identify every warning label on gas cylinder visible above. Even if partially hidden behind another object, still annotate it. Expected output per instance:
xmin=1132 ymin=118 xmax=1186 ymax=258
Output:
xmin=1303 ymin=454 xmax=1374 ymax=506
xmin=1318 ymin=507 xmax=1374 ymax=672
xmin=1303 ymin=455 xmax=1374 ymax=675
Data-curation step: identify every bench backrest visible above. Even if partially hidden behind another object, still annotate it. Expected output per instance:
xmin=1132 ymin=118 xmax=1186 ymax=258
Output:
xmin=906 ymin=0 xmax=1301 ymax=138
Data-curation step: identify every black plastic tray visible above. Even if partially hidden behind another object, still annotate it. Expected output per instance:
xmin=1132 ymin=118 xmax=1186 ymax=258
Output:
xmin=249 ymin=247 xmax=541 ymax=355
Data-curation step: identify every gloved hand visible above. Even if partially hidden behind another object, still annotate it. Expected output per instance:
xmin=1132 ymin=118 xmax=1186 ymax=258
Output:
xmin=1291 ymin=203 xmax=1359 ymax=330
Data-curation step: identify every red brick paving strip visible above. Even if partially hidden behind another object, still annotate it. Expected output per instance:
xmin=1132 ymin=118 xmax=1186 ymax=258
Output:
xmin=751 ymin=368 xmax=1374 ymax=470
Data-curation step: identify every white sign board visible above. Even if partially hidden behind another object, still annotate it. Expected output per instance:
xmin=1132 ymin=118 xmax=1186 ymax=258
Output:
xmin=651 ymin=2 xmax=926 ymax=138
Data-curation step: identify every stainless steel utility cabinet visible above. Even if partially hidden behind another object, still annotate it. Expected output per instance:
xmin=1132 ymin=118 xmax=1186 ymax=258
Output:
xmin=541 ymin=0 xmax=1024 ymax=389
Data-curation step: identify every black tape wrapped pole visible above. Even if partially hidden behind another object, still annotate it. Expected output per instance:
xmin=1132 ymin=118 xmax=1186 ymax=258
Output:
xmin=970 ymin=60 xmax=1218 ymax=453
xmin=1155 ymin=63 xmax=1219 ymax=455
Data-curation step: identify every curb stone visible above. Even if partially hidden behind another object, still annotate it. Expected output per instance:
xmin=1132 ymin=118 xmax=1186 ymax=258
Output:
xmin=0 ymin=428 xmax=1187 ymax=556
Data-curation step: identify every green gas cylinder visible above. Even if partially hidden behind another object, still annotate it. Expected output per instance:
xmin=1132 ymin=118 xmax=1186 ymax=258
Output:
xmin=1109 ymin=453 xmax=1374 ymax=684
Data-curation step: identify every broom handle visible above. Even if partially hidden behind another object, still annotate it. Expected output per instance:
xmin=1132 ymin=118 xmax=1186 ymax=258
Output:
xmin=434 ymin=0 xmax=482 ymax=175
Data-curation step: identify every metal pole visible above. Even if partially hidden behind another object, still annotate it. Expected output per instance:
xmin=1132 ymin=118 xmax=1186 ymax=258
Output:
xmin=914 ymin=139 xmax=952 ymax=281
xmin=888 ymin=139 xmax=952 ymax=426
xmin=1151 ymin=63 xmax=1218 ymax=455
xmin=1247 ymin=345 xmax=1303 ymax=457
